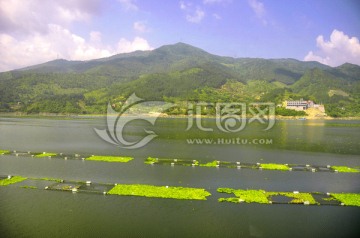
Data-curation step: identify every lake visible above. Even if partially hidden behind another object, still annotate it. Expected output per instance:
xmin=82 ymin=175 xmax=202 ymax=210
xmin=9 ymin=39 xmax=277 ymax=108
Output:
xmin=0 ymin=117 xmax=359 ymax=237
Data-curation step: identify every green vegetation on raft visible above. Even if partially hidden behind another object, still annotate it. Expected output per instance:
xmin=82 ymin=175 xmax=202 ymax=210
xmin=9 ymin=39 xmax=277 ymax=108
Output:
xmin=108 ymin=184 xmax=211 ymax=200
xmin=145 ymin=157 xmax=158 ymax=164
xmin=331 ymin=166 xmax=359 ymax=173
xmin=217 ymin=188 xmax=235 ymax=194
xmin=34 ymin=153 xmax=57 ymax=158
xmin=20 ymin=185 xmax=37 ymax=189
xmin=60 ymin=185 xmax=80 ymax=191
xmin=267 ymin=192 xmax=318 ymax=205
xmin=190 ymin=160 xmax=199 ymax=166
xmin=260 ymin=163 xmax=290 ymax=171
xmin=330 ymin=193 xmax=360 ymax=207
xmin=145 ymin=158 xmax=360 ymax=174
xmin=232 ymin=189 xmax=269 ymax=204
xmin=219 ymin=197 xmax=245 ymax=203
xmin=322 ymin=197 xmax=337 ymax=202
xmin=33 ymin=177 xmax=63 ymax=182
xmin=85 ymin=155 xmax=133 ymax=163
xmin=218 ymin=188 xmax=269 ymax=204
xmin=199 ymin=161 xmax=220 ymax=167
xmin=0 ymin=176 xmax=27 ymax=186
xmin=0 ymin=150 xmax=10 ymax=154
xmin=145 ymin=157 xmax=199 ymax=166
xmin=218 ymin=188 xmax=318 ymax=205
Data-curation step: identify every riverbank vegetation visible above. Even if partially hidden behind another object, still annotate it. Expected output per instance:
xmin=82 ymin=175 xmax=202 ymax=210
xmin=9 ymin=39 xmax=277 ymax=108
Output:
xmin=275 ymin=107 xmax=307 ymax=116
xmin=108 ymin=184 xmax=211 ymax=200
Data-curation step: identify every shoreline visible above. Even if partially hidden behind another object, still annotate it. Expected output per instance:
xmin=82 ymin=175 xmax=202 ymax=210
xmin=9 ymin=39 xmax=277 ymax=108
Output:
xmin=0 ymin=112 xmax=360 ymax=121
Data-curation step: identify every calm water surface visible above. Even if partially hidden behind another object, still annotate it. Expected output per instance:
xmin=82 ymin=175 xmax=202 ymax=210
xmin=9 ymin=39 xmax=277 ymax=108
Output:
xmin=0 ymin=117 xmax=359 ymax=237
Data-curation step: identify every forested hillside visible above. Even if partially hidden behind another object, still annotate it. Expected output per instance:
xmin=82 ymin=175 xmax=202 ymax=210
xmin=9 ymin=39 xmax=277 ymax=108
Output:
xmin=0 ymin=43 xmax=359 ymax=117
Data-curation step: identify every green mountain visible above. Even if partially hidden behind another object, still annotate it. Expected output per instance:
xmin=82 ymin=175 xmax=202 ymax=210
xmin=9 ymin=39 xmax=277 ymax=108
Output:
xmin=0 ymin=42 xmax=359 ymax=117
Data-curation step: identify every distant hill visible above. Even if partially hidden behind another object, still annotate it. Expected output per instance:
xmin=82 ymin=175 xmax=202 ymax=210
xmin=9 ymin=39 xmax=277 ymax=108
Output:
xmin=0 ymin=42 xmax=359 ymax=117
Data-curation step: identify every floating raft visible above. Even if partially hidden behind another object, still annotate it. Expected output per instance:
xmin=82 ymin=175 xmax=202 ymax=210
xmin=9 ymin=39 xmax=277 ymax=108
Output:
xmin=0 ymin=175 xmax=210 ymax=200
xmin=0 ymin=175 xmax=359 ymax=206
xmin=2 ymin=148 xmax=358 ymax=173
xmin=46 ymin=181 xmax=115 ymax=194
xmin=217 ymin=188 xmax=360 ymax=207
xmin=0 ymin=149 xmax=133 ymax=163
xmin=145 ymin=157 xmax=360 ymax=173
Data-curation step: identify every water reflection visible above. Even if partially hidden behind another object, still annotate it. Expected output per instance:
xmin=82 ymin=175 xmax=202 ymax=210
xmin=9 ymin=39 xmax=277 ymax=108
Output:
xmin=0 ymin=117 xmax=360 ymax=238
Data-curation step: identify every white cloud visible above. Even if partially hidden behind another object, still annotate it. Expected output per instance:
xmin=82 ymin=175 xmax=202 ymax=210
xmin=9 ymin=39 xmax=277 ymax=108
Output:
xmin=117 ymin=37 xmax=153 ymax=53
xmin=133 ymin=21 xmax=149 ymax=33
xmin=179 ymin=1 xmax=188 ymax=10
xmin=0 ymin=0 xmax=102 ymax=35
xmin=0 ymin=24 xmax=153 ymax=71
xmin=304 ymin=30 xmax=360 ymax=67
xmin=0 ymin=25 xmax=110 ymax=71
xmin=186 ymin=9 xmax=205 ymax=23
xmin=179 ymin=2 xmax=205 ymax=24
xmin=212 ymin=13 xmax=221 ymax=20
xmin=90 ymin=31 xmax=102 ymax=44
xmin=203 ymin=0 xmax=231 ymax=4
xmin=118 ymin=0 xmax=138 ymax=11
xmin=248 ymin=0 xmax=264 ymax=17
xmin=248 ymin=0 xmax=267 ymax=25
xmin=0 ymin=0 xmax=154 ymax=71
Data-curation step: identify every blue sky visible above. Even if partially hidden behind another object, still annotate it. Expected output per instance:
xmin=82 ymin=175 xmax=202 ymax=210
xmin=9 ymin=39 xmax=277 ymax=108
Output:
xmin=0 ymin=0 xmax=359 ymax=71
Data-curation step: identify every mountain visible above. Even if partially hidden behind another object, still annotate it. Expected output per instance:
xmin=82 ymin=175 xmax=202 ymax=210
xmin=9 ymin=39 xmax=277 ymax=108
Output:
xmin=0 ymin=42 xmax=359 ymax=117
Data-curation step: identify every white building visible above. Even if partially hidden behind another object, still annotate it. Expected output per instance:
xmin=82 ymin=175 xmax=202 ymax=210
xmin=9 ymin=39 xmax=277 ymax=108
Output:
xmin=284 ymin=99 xmax=317 ymax=111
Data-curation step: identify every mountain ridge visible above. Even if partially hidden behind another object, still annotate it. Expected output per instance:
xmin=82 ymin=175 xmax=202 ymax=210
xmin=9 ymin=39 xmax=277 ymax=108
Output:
xmin=4 ymin=42 xmax=340 ymax=73
xmin=0 ymin=42 xmax=359 ymax=117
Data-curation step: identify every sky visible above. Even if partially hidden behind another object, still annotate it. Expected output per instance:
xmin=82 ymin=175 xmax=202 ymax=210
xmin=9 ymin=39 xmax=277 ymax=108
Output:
xmin=0 ymin=0 xmax=359 ymax=72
